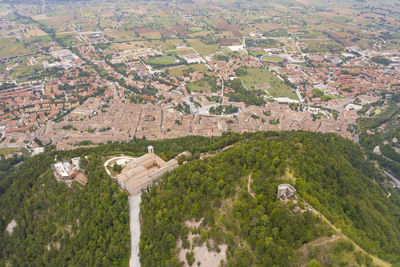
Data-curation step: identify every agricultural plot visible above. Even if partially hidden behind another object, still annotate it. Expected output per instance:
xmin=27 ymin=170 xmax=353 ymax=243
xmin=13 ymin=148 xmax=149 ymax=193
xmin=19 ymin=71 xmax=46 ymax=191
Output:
xmin=301 ymin=40 xmax=344 ymax=53
xmin=187 ymin=30 xmax=212 ymax=37
xmin=189 ymin=27 xmax=202 ymax=32
xmin=0 ymin=4 xmax=11 ymax=16
xmin=140 ymin=31 xmax=162 ymax=39
xmin=332 ymin=16 xmax=353 ymax=23
xmin=253 ymin=22 xmax=281 ymax=32
xmin=109 ymin=41 xmax=147 ymax=51
xmin=9 ymin=62 xmax=44 ymax=81
xmin=37 ymin=35 xmax=52 ymax=43
xmin=99 ymin=17 xmax=114 ymax=29
xmin=156 ymin=16 xmax=173 ymax=28
xmin=45 ymin=11 xmax=59 ymax=17
xmin=168 ymin=64 xmax=209 ymax=77
xmin=246 ymin=38 xmax=278 ymax=49
xmin=0 ymin=37 xmax=32 ymax=58
xmin=216 ymin=30 xmax=234 ymax=38
xmin=239 ymin=68 xmax=298 ymax=100
xmin=151 ymin=39 xmax=183 ymax=50
xmin=35 ymin=13 xmax=78 ymax=32
xmin=55 ymin=33 xmax=79 ymax=47
xmin=21 ymin=27 xmax=48 ymax=38
xmin=297 ymin=31 xmax=327 ymax=39
xmin=187 ymin=39 xmax=219 ymax=56
xmin=104 ymin=29 xmax=135 ymax=42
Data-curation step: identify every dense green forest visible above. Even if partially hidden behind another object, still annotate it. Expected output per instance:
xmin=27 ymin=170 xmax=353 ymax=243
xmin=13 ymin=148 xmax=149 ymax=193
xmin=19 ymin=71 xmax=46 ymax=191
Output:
xmin=0 ymin=134 xmax=245 ymax=266
xmin=1 ymin=132 xmax=400 ymax=266
xmin=140 ymin=131 xmax=400 ymax=266
xmin=0 ymin=153 xmax=130 ymax=266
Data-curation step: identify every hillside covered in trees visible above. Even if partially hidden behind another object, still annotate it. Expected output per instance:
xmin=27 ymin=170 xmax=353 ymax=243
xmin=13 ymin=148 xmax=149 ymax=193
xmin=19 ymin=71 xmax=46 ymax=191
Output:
xmin=0 ymin=134 xmax=246 ymax=266
xmin=0 ymin=152 xmax=130 ymax=266
xmin=140 ymin=131 xmax=400 ymax=266
xmin=1 ymin=131 xmax=400 ymax=266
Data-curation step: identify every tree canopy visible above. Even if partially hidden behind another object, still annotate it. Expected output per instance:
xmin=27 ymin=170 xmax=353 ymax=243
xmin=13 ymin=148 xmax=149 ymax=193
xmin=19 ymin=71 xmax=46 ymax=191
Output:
xmin=140 ymin=131 xmax=400 ymax=265
xmin=1 ymin=131 xmax=400 ymax=266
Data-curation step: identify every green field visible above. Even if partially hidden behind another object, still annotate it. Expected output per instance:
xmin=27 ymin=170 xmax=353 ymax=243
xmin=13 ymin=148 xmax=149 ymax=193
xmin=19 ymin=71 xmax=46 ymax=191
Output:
xmin=263 ymin=56 xmax=283 ymax=63
xmin=38 ymin=35 xmax=52 ymax=42
xmin=0 ymin=147 xmax=20 ymax=156
xmin=55 ymin=33 xmax=79 ymax=47
xmin=240 ymin=67 xmax=297 ymax=100
xmin=332 ymin=16 xmax=353 ymax=23
xmin=156 ymin=16 xmax=172 ymax=28
xmin=297 ymin=31 xmax=326 ymax=39
xmin=45 ymin=12 xmax=59 ymax=17
xmin=188 ymin=39 xmax=219 ymax=56
xmin=189 ymin=27 xmax=202 ymax=32
xmin=168 ymin=63 xmax=209 ymax=77
xmin=9 ymin=63 xmax=44 ymax=81
xmin=187 ymin=76 xmax=218 ymax=93
xmin=147 ymin=56 xmax=179 ymax=67
xmin=249 ymin=50 xmax=267 ymax=57
xmin=302 ymin=40 xmax=344 ymax=53
xmin=0 ymin=38 xmax=32 ymax=58
xmin=168 ymin=49 xmax=195 ymax=56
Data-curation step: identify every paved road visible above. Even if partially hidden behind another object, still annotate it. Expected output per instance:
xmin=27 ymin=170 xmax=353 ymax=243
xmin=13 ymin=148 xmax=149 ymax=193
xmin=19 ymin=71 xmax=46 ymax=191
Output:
xmin=129 ymin=194 xmax=142 ymax=267
xmin=104 ymin=157 xmax=140 ymax=267
xmin=384 ymin=170 xmax=400 ymax=188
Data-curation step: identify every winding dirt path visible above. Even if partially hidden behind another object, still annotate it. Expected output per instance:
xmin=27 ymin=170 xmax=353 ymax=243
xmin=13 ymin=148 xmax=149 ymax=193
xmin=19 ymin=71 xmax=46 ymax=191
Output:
xmin=305 ymin=202 xmax=391 ymax=267
xmin=247 ymin=174 xmax=255 ymax=198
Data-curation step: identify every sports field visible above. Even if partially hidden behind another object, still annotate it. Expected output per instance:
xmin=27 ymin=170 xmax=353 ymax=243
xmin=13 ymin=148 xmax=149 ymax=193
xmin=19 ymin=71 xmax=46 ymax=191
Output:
xmin=147 ymin=56 xmax=179 ymax=67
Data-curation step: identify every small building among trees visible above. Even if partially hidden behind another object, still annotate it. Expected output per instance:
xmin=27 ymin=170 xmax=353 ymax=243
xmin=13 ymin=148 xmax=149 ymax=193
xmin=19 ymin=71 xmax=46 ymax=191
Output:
xmin=277 ymin=184 xmax=297 ymax=200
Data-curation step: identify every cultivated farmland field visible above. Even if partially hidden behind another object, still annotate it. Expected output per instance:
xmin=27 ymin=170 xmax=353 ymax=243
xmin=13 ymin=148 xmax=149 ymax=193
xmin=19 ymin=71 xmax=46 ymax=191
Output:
xmin=168 ymin=63 xmax=209 ymax=77
xmin=0 ymin=37 xmax=32 ymax=58
xmin=188 ymin=39 xmax=219 ymax=56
